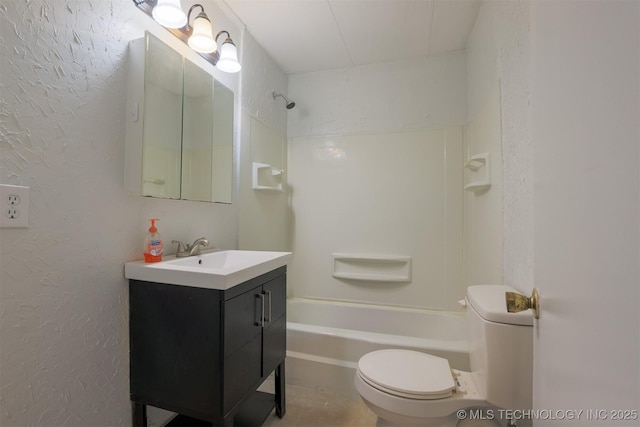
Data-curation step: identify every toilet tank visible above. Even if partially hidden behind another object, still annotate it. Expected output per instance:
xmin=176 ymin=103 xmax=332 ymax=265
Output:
xmin=466 ymin=285 xmax=533 ymax=411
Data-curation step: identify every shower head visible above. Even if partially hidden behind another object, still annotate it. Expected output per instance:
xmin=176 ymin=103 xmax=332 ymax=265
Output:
xmin=272 ymin=91 xmax=296 ymax=109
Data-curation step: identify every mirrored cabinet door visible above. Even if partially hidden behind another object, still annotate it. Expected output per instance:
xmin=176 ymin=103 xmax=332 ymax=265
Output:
xmin=125 ymin=32 xmax=234 ymax=204
xmin=182 ymin=59 xmax=214 ymax=202
xmin=142 ymin=34 xmax=183 ymax=199
xmin=212 ymin=81 xmax=234 ymax=204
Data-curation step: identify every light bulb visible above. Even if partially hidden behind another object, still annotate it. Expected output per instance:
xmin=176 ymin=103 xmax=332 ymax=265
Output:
xmin=188 ymin=14 xmax=216 ymax=53
xmin=152 ymin=0 xmax=187 ymax=28
xmin=216 ymin=40 xmax=241 ymax=73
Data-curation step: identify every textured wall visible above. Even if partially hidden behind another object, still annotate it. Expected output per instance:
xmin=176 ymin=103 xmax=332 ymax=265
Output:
xmin=0 ymin=1 xmax=240 ymax=425
xmin=466 ymin=0 xmax=534 ymax=292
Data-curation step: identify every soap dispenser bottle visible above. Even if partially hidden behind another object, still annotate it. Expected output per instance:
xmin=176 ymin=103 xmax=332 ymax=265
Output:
xmin=144 ymin=218 xmax=163 ymax=263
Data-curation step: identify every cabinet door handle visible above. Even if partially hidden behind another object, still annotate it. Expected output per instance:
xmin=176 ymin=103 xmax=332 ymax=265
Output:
xmin=256 ymin=293 xmax=265 ymax=327
xmin=265 ymin=290 xmax=272 ymax=323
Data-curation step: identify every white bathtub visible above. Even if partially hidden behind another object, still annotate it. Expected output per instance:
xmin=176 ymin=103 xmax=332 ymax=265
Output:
xmin=286 ymin=298 xmax=469 ymax=397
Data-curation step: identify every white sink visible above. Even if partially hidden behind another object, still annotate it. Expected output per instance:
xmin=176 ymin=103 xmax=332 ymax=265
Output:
xmin=125 ymin=250 xmax=292 ymax=290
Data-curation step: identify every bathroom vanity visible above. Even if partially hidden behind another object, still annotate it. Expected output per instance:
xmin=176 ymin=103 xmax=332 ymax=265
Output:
xmin=128 ymin=264 xmax=287 ymax=427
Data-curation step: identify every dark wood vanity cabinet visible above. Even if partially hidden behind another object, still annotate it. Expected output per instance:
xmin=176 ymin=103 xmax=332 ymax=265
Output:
xmin=129 ymin=267 xmax=287 ymax=427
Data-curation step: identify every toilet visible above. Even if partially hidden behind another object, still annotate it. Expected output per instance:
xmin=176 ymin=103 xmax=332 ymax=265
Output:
xmin=354 ymin=285 xmax=533 ymax=426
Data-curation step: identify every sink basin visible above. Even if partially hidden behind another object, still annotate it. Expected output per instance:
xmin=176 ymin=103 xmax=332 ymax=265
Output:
xmin=125 ymin=250 xmax=292 ymax=290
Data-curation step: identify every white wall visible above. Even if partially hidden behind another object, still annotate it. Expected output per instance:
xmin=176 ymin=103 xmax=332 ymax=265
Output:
xmin=287 ymin=53 xmax=468 ymax=310
xmin=465 ymin=0 xmax=534 ymax=292
xmin=0 ymin=1 xmax=241 ymax=425
xmin=288 ymin=51 xmax=467 ymax=137
xmin=238 ymin=31 xmax=290 ymax=251
xmin=240 ymin=31 xmax=288 ymax=135
xmin=238 ymin=116 xmax=289 ymax=251
xmin=289 ymin=128 xmax=463 ymax=310
xmin=463 ymin=84 xmax=503 ymax=287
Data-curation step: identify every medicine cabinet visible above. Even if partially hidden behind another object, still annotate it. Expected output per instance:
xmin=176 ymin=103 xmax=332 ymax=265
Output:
xmin=125 ymin=32 xmax=233 ymax=203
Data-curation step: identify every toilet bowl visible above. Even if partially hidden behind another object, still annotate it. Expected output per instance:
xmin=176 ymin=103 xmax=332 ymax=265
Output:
xmin=354 ymin=285 xmax=533 ymax=427
xmin=354 ymin=349 xmax=489 ymax=426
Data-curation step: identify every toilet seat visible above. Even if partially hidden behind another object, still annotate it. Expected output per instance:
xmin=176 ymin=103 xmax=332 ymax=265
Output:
xmin=357 ymin=349 xmax=456 ymax=400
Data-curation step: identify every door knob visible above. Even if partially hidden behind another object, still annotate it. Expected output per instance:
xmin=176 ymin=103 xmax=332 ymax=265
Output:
xmin=505 ymin=288 xmax=539 ymax=319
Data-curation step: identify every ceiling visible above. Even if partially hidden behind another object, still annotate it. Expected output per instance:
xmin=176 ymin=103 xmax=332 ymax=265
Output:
xmin=222 ymin=0 xmax=482 ymax=75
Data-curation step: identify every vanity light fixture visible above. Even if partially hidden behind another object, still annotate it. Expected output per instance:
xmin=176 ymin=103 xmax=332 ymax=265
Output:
xmin=132 ymin=0 xmax=241 ymax=73
xmin=186 ymin=4 xmax=216 ymax=53
xmin=215 ymin=31 xmax=242 ymax=73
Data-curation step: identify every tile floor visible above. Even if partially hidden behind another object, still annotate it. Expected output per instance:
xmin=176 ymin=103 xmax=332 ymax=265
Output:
xmin=261 ymin=383 xmax=378 ymax=427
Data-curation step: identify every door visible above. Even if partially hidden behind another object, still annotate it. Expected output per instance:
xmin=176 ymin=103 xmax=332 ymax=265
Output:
xmin=531 ymin=0 xmax=639 ymax=423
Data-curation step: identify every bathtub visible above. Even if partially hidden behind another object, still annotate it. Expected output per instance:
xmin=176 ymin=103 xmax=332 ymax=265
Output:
xmin=285 ymin=298 xmax=469 ymax=397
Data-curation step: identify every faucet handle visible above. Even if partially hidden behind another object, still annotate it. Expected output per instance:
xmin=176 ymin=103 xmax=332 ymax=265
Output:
xmin=171 ymin=240 xmax=186 ymax=253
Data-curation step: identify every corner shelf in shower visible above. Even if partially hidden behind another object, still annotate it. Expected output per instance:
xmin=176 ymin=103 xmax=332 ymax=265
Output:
xmin=253 ymin=162 xmax=284 ymax=192
xmin=332 ymin=253 xmax=412 ymax=282
xmin=464 ymin=153 xmax=491 ymax=192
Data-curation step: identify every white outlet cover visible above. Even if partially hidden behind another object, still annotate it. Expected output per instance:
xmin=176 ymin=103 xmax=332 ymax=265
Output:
xmin=0 ymin=184 xmax=30 ymax=228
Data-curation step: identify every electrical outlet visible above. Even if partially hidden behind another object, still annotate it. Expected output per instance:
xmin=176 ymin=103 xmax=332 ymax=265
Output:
xmin=0 ymin=184 xmax=30 ymax=228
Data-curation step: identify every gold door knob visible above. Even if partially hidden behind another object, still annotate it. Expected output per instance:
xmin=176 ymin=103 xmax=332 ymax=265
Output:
xmin=505 ymin=288 xmax=539 ymax=319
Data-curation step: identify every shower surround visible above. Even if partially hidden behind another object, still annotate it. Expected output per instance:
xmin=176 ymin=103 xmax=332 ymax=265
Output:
xmin=286 ymin=51 xmax=469 ymax=311
xmin=288 ymin=127 xmax=464 ymax=311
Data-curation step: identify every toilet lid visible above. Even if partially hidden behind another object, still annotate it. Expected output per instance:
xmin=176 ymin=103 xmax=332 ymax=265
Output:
xmin=357 ymin=349 xmax=455 ymax=400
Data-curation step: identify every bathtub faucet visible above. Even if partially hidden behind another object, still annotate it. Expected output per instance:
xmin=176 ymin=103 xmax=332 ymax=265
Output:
xmin=172 ymin=237 xmax=209 ymax=257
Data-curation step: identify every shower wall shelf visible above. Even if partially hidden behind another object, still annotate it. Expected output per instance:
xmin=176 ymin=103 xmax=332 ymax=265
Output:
xmin=332 ymin=253 xmax=412 ymax=282
xmin=464 ymin=153 xmax=491 ymax=192
xmin=253 ymin=162 xmax=284 ymax=192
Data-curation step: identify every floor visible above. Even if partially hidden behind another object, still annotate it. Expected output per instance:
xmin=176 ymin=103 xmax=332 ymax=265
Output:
xmin=261 ymin=383 xmax=378 ymax=427
xmin=147 ymin=381 xmax=379 ymax=427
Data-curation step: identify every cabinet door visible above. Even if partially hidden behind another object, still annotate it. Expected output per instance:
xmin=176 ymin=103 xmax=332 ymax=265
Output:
xmin=263 ymin=276 xmax=286 ymax=324
xmin=263 ymin=316 xmax=286 ymax=376
xmin=141 ymin=33 xmax=183 ymax=199
xmin=262 ymin=275 xmax=287 ymax=376
xmin=223 ymin=285 xmax=263 ymax=415
xmin=130 ymin=281 xmax=223 ymax=418
xmin=181 ymin=58 xmax=213 ymax=202
xmin=223 ymin=336 xmax=262 ymax=414
xmin=224 ymin=286 xmax=263 ymax=358
xmin=221 ymin=272 xmax=287 ymax=414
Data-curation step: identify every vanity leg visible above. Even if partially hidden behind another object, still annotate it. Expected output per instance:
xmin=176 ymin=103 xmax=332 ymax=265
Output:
xmin=132 ymin=401 xmax=147 ymax=427
xmin=275 ymin=361 xmax=286 ymax=418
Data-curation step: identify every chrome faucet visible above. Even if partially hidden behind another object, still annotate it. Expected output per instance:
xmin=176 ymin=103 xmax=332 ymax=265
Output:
xmin=172 ymin=237 xmax=210 ymax=257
